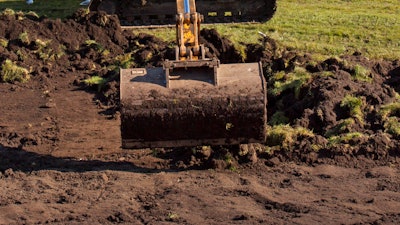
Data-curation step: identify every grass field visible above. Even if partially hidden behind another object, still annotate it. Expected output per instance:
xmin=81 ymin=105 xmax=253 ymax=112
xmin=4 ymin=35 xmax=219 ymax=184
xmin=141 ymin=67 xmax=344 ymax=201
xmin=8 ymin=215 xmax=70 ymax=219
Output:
xmin=1 ymin=0 xmax=399 ymax=59
xmin=0 ymin=0 xmax=83 ymax=18
xmin=249 ymin=0 xmax=400 ymax=60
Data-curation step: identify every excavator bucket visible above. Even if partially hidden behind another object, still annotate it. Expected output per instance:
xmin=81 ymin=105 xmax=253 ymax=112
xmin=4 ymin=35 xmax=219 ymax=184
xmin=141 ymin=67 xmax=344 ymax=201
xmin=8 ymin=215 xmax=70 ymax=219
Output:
xmin=120 ymin=62 xmax=267 ymax=148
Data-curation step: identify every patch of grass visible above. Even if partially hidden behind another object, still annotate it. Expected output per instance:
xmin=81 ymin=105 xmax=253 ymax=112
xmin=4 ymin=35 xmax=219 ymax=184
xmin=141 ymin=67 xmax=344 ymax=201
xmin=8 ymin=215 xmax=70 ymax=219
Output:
xmin=269 ymin=111 xmax=289 ymax=125
xmin=18 ymin=31 xmax=30 ymax=45
xmin=379 ymin=102 xmax=400 ymax=137
xmin=1 ymin=59 xmax=30 ymax=83
xmin=0 ymin=8 xmax=38 ymax=20
xmin=0 ymin=0 xmax=83 ymax=19
xmin=379 ymin=102 xmax=400 ymax=119
xmin=34 ymin=38 xmax=61 ymax=61
xmin=225 ymin=122 xmax=234 ymax=131
xmin=319 ymin=71 xmax=335 ymax=78
xmin=0 ymin=8 xmax=14 ymax=16
xmin=383 ymin=117 xmax=400 ymax=137
xmin=83 ymin=75 xmax=107 ymax=91
xmin=340 ymin=95 xmax=364 ymax=123
xmin=269 ymin=67 xmax=312 ymax=98
xmin=85 ymin=39 xmax=105 ymax=52
xmin=266 ymin=124 xmax=314 ymax=149
xmin=131 ymin=28 xmax=176 ymax=43
xmin=97 ymin=14 xmax=109 ymax=27
xmin=351 ymin=64 xmax=372 ymax=82
xmin=14 ymin=10 xmax=24 ymax=20
xmin=310 ymin=144 xmax=323 ymax=152
xmin=85 ymin=39 xmax=111 ymax=63
xmin=15 ymin=49 xmax=26 ymax=61
xmin=34 ymin=38 xmax=49 ymax=48
xmin=0 ymin=38 xmax=7 ymax=47
xmin=224 ymin=152 xmax=237 ymax=172
xmin=167 ymin=212 xmax=179 ymax=221
xmin=328 ymin=132 xmax=364 ymax=147
xmin=25 ymin=10 xmax=39 ymax=19
xmin=113 ymin=53 xmax=134 ymax=69
xmin=325 ymin=118 xmax=355 ymax=137
xmin=57 ymin=44 xmax=67 ymax=58
xmin=101 ymin=49 xmax=110 ymax=57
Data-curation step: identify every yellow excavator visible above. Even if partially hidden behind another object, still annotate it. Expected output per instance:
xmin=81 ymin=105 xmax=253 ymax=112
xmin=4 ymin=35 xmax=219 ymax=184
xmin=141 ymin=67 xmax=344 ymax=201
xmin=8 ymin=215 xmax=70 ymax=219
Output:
xmin=119 ymin=0 xmax=267 ymax=148
xmin=88 ymin=0 xmax=276 ymax=26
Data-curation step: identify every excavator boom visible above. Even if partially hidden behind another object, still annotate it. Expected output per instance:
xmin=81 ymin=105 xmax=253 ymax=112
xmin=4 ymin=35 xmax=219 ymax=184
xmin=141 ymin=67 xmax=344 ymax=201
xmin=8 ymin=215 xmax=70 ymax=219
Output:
xmin=89 ymin=0 xmax=276 ymax=26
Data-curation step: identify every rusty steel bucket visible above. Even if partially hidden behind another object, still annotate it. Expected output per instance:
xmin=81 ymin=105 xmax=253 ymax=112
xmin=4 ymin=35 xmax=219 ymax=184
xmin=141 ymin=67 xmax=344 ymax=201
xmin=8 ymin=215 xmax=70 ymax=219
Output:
xmin=120 ymin=62 xmax=267 ymax=149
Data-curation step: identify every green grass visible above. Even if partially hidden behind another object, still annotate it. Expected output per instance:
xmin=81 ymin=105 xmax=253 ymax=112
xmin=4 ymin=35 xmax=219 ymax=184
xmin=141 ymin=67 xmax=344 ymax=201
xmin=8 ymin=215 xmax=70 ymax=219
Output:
xmin=262 ymin=0 xmax=400 ymax=59
xmin=352 ymin=64 xmax=372 ymax=82
xmin=0 ymin=0 xmax=83 ymax=18
xmin=18 ymin=31 xmax=30 ymax=45
xmin=1 ymin=59 xmax=30 ymax=83
xmin=340 ymin=94 xmax=365 ymax=123
xmin=328 ymin=132 xmax=364 ymax=146
xmin=0 ymin=37 xmax=8 ymax=47
xmin=379 ymin=102 xmax=400 ymax=119
xmin=383 ymin=117 xmax=400 ymax=137
xmin=137 ymin=0 xmax=400 ymax=60
xmin=266 ymin=124 xmax=314 ymax=149
xmin=325 ymin=118 xmax=355 ymax=137
xmin=269 ymin=67 xmax=312 ymax=98
xmin=83 ymin=75 xmax=107 ymax=91
xmin=379 ymin=102 xmax=400 ymax=137
xmin=1 ymin=0 xmax=399 ymax=59
xmin=269 ymin=111 xmax=289 ymax=125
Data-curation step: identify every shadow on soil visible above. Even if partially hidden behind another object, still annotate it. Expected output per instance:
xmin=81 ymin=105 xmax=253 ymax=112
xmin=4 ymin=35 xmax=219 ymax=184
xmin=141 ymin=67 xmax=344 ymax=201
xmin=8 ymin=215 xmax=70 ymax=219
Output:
xmin=0 ymin=144 xmax=178 ymax=174
xmin=0 ymin=143 xmax=245 ymax=174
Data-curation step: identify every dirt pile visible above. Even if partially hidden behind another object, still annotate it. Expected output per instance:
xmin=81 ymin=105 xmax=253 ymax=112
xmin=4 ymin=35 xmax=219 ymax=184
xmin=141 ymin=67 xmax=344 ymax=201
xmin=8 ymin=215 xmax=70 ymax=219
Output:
xmin=246 ymin=39 xmax=400 ymax=165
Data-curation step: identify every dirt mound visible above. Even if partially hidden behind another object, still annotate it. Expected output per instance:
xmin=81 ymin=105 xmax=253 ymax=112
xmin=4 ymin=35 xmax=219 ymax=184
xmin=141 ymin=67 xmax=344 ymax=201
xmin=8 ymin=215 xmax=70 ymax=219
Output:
xmin=0 ymin=10 xmax=241 ymax=109
xmin=246 ymin=39 xmax=400 ymax=165
xmin=200 ymin=28 xmax=243 ymax=63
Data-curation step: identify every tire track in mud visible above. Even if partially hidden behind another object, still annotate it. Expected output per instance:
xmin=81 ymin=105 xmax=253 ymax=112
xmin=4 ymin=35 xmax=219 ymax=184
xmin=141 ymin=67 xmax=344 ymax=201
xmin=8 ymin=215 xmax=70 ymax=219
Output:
xmin=47 ymin=83 xmax=121 ymax=159
xmin=0 ymin=82 xmax=57 ymax=150
xmin=0 ymin=76 xmax=120 ymax=159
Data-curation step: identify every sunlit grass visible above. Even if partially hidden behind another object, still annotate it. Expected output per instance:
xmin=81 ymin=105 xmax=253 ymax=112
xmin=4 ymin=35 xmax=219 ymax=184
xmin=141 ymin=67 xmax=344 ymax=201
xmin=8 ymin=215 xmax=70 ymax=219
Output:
xmin=258 ymin=0 xmax=400 ymax=59
xmin=135 ymin=0 xmax=400 ymax=60
xmin=0 ymin=0 xmax=83 ymax=18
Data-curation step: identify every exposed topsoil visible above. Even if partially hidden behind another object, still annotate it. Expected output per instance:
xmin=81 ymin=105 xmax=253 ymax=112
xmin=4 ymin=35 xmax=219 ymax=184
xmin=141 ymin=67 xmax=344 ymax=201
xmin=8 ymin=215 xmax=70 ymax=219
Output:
xmin=1 ymin=9 xmax=400 ymax=224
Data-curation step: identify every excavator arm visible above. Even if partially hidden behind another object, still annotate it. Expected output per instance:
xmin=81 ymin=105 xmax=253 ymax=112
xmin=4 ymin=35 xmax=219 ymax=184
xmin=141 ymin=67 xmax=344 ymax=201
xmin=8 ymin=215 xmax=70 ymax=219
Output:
xmin=176 ymin=0 xmax=200 ymax=60
xmin=119 ymin=0 xmax=267 ymax=148
xmin=88 ymin=0 xmax=276 ymax=26
xmin=163 ymin=0 xmax=219 ymax=88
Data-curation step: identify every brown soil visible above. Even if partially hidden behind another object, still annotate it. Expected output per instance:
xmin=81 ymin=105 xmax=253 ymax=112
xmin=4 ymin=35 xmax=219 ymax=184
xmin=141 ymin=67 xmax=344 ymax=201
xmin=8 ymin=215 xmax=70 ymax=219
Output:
xmin=1 ymin=10 xmax=400 ymax=224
